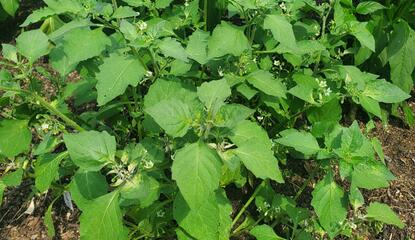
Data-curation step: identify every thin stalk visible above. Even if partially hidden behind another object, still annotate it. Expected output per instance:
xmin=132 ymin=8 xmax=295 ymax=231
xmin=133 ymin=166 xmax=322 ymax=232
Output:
xmin=313 ymin=4 xmax=332 ymax=73
xmin=231 ymin=180 xmax=268 ymax=229
xmin=294 ymin=170 xmax=316 ymax=201
xmin=204 ymin=0 xmax=208 ymax=31
xmin=0 ymin=86 xmax=85 ymax=132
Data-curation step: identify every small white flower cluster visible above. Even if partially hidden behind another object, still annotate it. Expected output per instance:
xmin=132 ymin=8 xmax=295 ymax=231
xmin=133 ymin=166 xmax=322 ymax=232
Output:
xmin=257 ymin=201 xmax=281 ymax=220
xmin=279 ymin=2 xmax=287 ymax=12
xmin=184 ymin=0 xmax=189 ymax=7
xmin=316 ymin=78 xmax=332 ymax=98
xmin=137 ymin=21 xmax=147 ymax=31
xmin=217 ymin=66 xmax=224 ymax=77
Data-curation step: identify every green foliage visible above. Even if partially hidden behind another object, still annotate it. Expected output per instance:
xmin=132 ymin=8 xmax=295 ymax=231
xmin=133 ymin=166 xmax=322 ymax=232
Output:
xmin=0 ymin=0 xmax=413 ymax=239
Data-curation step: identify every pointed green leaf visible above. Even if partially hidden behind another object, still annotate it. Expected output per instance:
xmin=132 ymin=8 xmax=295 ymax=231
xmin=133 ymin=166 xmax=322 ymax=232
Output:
xmin=351 ymin=161 xmax=395 ymax=189
xmin=159 ymin=37 xmax=189 ymax=62
xmin=276 ymin=130 xmax=320 ymax=155
xmin=350 ymin=21 xmax=375 ymax=52
xmin=234 ymin=139 xmax=284 ymax=182
xmin=64 ymin=131 xmax=116 ymax=171
xmin=80 ymin=191 xmax=129 ymax=240
xmin=311 ymin=173 xmax=347 ymax=239
xmin=120 ymin=173 xmax=160 ymax=208
xmin=186 ymin=30 xmax=210 ymax=64
xmin=96 ymin=53 xmax=145 ymax=105
xmin=356 ymin=1 xmax=385 ymax=15
xmin=44 ymin=202 xmax=56 ymax=238
xmin=0 ymin=120 xmax=32 ymax=158
xmin=247 ymin=70 xmax=286 ymax=98
xmin=1 ymin=168 xmax=23 ymax=186
xmin=172 ymin=142 xmax=221 ymax=207
xmin=366 ymin=202 xmax=405 ymax=229
xmin=250 ymin=225 xmax=285 ymax=240
xmin=363 ymin=79 xmax=410 ymax=103
xmin=35 ymin=152 xmax=67 ymax=192
xmin=0 ymin=0 xmax=19 ymax=16
xmin=197 ymin=79 xmax=231 ymax=113
xmin=208 ymin=21 xmax=250 ymax=58
xmin=264 ymin=14 xmax=296 ymax=49
xmin=146 ymin=99 xmax=193 ymax=138
xmin=16 ymin=30 xmax=50 ymax=63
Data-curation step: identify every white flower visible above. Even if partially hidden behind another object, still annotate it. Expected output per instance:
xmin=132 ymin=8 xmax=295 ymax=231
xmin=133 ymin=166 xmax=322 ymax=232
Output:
xmin=318 ymin=80 xmax=327 ymax=88
xmin=273 ymin=60 xmax=281 ymax=66
xmin=143 ymin=159 xmax=154 ymax=169
xmin=218 ymin=67 xmax=224 ymax=77
xmin=41 ymin=123 xmax=49 ymax=131
xmin=138 ymin=21 xmax=147 ymax=31
xmin=184 ymin=0 xmax=189 ymax=7
xmin=145 ymin=70 xmax=153 ymax=78
xmin=156 ymin=210 xmax=165 ymax=217
xmin=324 ymin=87 xmax=332 ymax=96
xmin=279 ymin=2 xmax=287 ymax=11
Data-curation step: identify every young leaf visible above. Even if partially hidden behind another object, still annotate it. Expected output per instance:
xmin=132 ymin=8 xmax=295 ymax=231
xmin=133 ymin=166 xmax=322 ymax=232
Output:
xmin=79 ymin=191 xmax=129 ymax=240
xmin=172 ymin=141 xmax=221 ymax=207
xmin=351 ymin=161 xmax=395 ymax=189
xmin=208 ymin=21 xmax=250 ymax=58
xmin=1 ymin=168 xmax=23 ymax=186
xmin=349 ymin=21 xmax=376 ymax=52
xmin=234 ymin=139 xmax=284 ymax=183
xmin=35 ymin=152 xmax=67 ymax=192
xmin=16 ymin=30 xmax=50 ymax=63
xmin=230 ymin=120 xmax=272 ymax=149
xmin=96 ymin=53 xmax=145 ymax=105
xmin=264 ymin=14 xmax=297 ymax=50
xmin=276 ymin=130 xmax=320 ymax=155
xmin=356 ymin=2 xmax=385 ymax=15
xmin=366 ymin=202 xmax=405 ymax=229
xmin=363 ymin=79 xmax=410 ymax=103
xmin=0 ymin=119 xmax=32 ymax=158
xmin=197 ymin=79 xmax=231 ymax=113
xmin=44 ymin=202 xmax=55 ymax=238
xmin=120 ymin=173 xmax=160 ymax=208
xmin=186 ymin=30 xmax=210 ymax=64
xmin=158 ymin=37 xmax=189 ymax=62
xmin=1 ymin=43 xmax=18 ymax=62
xmin=246 ymin=70 xmax=286 ymax=98
xmin=311 ymin=173 xmax=347 ymax=239
xmin=145 ymin=99 xmax=193 ymax=138
xmin=250 ymin=225 xmax=285 ymax=240
xmin=63 ymin=131 xmax=116 ymax=171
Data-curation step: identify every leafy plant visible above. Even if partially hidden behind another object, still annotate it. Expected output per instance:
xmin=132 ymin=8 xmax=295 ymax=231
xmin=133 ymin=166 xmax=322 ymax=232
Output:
xmin=0 ymin=0 xmax=413 ymax=239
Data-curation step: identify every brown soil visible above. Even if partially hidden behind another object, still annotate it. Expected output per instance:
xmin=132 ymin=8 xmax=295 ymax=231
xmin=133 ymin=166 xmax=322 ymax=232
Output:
xmin=365 ymin=119 xmax=415 ymax=239
xmin=0 ymin=181 xmax=80 ymax=240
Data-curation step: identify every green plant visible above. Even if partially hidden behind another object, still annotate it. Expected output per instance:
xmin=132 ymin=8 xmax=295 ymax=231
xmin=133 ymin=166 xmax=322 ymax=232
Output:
xmin=0 ymin=0 xmax=413 ymax=239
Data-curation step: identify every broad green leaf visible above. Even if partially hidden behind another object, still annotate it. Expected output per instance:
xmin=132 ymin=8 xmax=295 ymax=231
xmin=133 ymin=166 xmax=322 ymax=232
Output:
xmin=349 ymin=21 xmax=375 ymax=52
xmin=16 ymin=30 xmax=50 ymax=63
xmin=159 ymin=37 xmax=189 ymax=62
xmin=1 ymin=168 xmax=23 ymax=186
xmin=363 ymin=79 xmax=410 ymax=103
xmin=120 ymin=20 xmax=138 ymax=41
xmin=48 ymin=19 xmax=92 ymax=42
xmin=276 ymin=130 xmax=320 ymax=155
xmin=197 ymin=79 xmax=231 ymax=113
xmin=0 ymin=0 xmax=19 ymax=16
xmin=230 ymin=120 xmax=272 ymax=149
xmin=61 ymin=28 xmax=110 ymax=67
xmin=186 ymin=30 xmax=210 ymax=64
xmin=349 ymin=186 xmax=364 ymax=210
xmin=35 ymin=152 xmax=67 ymax=192
xmin=208 ymin=21 xmax=250 ymax=58
xmin=174 ymin=193 xmax=220 ymax=240
xmin=250 ymin=225 xmax=285 ymax=240
xmin=247 ymin=70 xmax=286 ymax=98
xmin=69 ymin=170 xmax=108 ymax=210
xmin=64 ymin=131 xmax=116 ymax=171
xmin=44 ymin=202 xmax=55 ymax=238
xmin=215 ymin=104 xmax=254 ymax=128
xmin=234 ymin=139 xmax=284 ymax=182
xmin=172 ymin=141 xmax=221 ymax=207
xmin=351 ymin=161 xmax=395 ymax=189
xmin=1 ymin=43 xmax=17 ymax=62
xmin=155 ymin=0 xmax=173 ymax=9
xmin=20 ymin=7 xmax=55 ymax=27
xmin=44 ymin=0 xmax=83 ymax=14
xmin=79 ymin=191 xmax=129 ymax=240
xmin=311 ymin=173 xmax=347 ymax=238
xmin=366 ymin=202 xmax=405 ymax=229
xmin=33 ymin=133 xmax=60 ymax=156
xmin=112 ymin=6 xmax=138 ymax=18
xmin=96 ymin=53 xmax=145 ymax=105
xmin=144 ymin=78 xmax=199 ymax=109
xmin=0 ymin=120 xmax=32 ymax=158
xmin=288 ymin=73 xmax=319 ymax=104
xmin=359 ymin=95 xmax=382 ymax=118
xmin=389 ymin=28 xmax=415 ymax=93
xmin=264 ymin=14 xmax=297 ymax=50
xmin=217 ymin=189 xmax=233 ymax=240
xmin=120 ymin=173 xmax=160 ymax=208
xmin=356 ymin=2 xmax=385 ymax=15
xmin=146 ymin=99 xmax=193 ymax=138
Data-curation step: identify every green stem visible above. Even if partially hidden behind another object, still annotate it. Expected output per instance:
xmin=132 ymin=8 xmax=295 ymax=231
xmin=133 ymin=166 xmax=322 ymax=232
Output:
xmin=313 ymin=4 xmax=332 ymax=73
xmin=0 ymin=86 xmax=85 ymax=132
xmin=203 ymin=0 xmax=208 ymax=31
xmin=231 ymin=180 xmax=268 ymax=229
xmin=294 ymin=170 xmax=316 ymax=201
